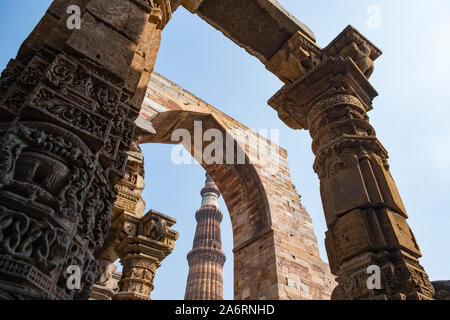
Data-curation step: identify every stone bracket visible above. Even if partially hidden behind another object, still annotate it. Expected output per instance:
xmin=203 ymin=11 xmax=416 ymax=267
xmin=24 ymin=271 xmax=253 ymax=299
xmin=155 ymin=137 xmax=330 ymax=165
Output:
xmin=324 ymin=25 xmax=382 ymax=79
xmin=266 ymin=30 xmax=323 ymax=84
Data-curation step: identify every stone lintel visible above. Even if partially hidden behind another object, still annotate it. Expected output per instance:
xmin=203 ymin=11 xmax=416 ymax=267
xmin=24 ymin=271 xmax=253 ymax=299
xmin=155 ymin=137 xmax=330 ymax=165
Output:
xmin=195 ymin=0 xmax=315 ymax=64
xmin=181 ymin=0 xmax=205 ymax=13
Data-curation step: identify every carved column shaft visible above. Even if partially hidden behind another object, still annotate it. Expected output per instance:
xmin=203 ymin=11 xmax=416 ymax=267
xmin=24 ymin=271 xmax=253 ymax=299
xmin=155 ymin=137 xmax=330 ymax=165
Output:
xmin=115 ymin=253 xmax=158 ymax=300
xmin=0 ymin=0 xmax=172 ymax=300
xmin=269 ymin=26 xmax=434 ymax=300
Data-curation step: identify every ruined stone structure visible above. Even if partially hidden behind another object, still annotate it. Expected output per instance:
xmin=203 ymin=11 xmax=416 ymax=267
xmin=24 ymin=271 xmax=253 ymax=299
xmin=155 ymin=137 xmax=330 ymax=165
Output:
xmin=138 ymin=72 xmax=336 ymax=300
xmin=0 ymin=0 xmax=436 ymax=300
xmin=185 ymin=174 xmax=226 ymax=300
xmin=90 ymin=269 xmax=121 ymax=300
xmin=91 ymin=141 xmax=179 ymax=300
xmin=432 ymin=281 xmax=450 ymax=300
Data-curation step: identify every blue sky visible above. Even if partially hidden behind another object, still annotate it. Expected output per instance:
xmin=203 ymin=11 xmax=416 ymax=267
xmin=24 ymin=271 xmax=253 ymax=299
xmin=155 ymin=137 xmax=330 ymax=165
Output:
xmin=1 ymin=1 xmax=449 ymax=300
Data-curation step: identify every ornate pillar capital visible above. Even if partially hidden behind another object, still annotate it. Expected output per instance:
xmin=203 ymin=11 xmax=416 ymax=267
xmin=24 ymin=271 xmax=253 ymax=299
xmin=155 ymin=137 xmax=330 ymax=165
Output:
xmin=324 ymin=25 xmax=382 ymax=79
xmin=269 ymin=56 xmax=377 ymax=130
xmin=266 ymin=25 xmax=382 ymax=130
xmin=110 ymin=209 xmax=178 ymax=300
xmin=140 ymin=210 xmax=179 ymax=250
xmin=266 ymin=25 xmax=381 ymax=85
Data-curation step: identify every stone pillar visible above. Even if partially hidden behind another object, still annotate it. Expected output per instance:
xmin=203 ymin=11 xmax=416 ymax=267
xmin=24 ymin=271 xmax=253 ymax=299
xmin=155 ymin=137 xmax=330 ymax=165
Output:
xmin=90 ymin=259 xmax=121 ymax=300
xmin=0 ymin=0 xmax=173 ymax=300
xmin=185 ymin=174 xmax=226 ymax=300
xmin=114 ymin=253 xmax=158 ymax=300
xmin=268 ymin=26 xmax=434 ymax=300
xmin=113 ymin=210 xmax=178 ymax=300
xmin=92 ymin=139 xmax=178 ymax=300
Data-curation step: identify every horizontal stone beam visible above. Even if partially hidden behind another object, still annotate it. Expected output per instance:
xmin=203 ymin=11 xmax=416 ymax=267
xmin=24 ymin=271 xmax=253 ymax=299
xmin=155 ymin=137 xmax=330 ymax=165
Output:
xmin=183 ymin=0 xmax=315 ymax=64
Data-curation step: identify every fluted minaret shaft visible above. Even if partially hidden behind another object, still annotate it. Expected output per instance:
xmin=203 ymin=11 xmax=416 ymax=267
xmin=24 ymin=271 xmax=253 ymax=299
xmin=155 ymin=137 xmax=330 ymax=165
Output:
xmin=185 ymin=174 xmax=226 ymax=300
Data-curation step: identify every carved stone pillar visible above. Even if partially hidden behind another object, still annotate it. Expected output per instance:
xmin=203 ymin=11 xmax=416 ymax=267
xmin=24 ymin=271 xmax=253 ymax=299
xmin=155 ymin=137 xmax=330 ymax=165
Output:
xmin=91 ymin=139 xmax=178 ymax=300
xmin=0 ymin=0 xmax=173 ymax=300
xmin=269 ymin=26 xmax=434 ymax=300
xmin=90 ymin=259 xmax=121 ymax=300
xmin=95 ymin=140 xmax=147 ymax=264
xmin=115 ymin=253 xmax=157 ymax=300
xmin=113 ymin=210 xmax=178 ymax=300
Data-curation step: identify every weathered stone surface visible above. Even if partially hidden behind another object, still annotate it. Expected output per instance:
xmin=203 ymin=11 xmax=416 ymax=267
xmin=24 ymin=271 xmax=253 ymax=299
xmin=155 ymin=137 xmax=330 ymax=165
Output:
xmin=47 ymin=0 xmax=91 ymax=17
xmin=92 ymin=141 xmax=178 ymax=300
xmin=432 ymin=281 xmax=450 ymax=300
xmin=87 ymin=0 xmax=150 ymax=44
xmin=266 ymin=31 xmax=323 ymax=84
xmin=181 ymin=0 xmax=205 ymax=13
xmin=195 ymin=0 xmax=315 ymax=64
xmin=0 ymin=0 xmax=170 ymax=300
xmin=67 ymin=13 xmax=137 ymax=79
xmin=90 ymin=262 xmax=121 ymax=300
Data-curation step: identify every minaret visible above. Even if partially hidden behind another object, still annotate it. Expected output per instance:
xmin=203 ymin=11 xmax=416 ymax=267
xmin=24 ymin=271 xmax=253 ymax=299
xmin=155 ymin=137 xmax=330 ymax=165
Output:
xmin=185 ymin=174 xmax=226 ymax=300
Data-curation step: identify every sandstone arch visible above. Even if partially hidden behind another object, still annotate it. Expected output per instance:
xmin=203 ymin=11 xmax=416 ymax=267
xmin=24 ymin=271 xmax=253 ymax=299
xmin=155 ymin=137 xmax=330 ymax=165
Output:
xmin=133 ymin=72 xmax=335 ymax=299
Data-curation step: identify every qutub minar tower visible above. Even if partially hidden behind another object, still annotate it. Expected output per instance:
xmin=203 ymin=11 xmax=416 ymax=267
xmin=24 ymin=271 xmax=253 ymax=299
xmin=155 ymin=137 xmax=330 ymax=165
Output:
xmin=185 ymin=174 xmax=226 ymax=300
